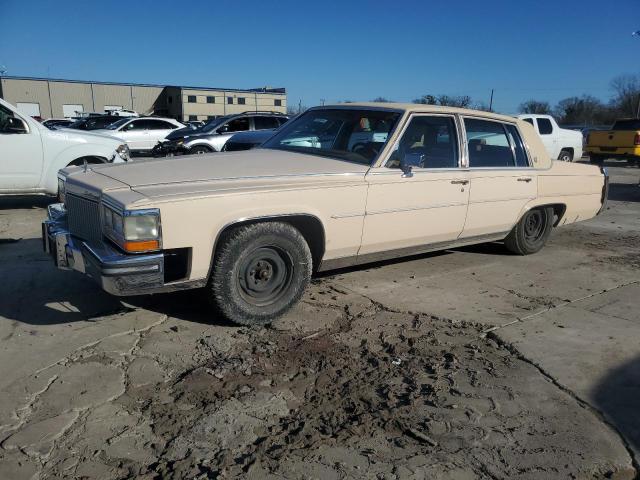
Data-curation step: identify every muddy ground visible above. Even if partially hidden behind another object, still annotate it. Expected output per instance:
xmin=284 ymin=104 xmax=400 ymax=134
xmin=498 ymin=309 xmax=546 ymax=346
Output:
xmin=0 ymin=162 xmax=638 ymax=479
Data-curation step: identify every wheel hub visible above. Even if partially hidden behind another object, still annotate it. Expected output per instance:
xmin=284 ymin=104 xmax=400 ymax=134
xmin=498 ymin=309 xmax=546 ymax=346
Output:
xmin=237 ymin=247 xmax=293 ymax=306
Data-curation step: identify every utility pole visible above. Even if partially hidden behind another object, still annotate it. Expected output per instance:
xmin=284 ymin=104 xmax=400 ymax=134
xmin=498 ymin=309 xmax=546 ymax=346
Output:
xmin=489 ymin=89 xmax=494 ymax=111
xmin=298 ymin=99 xmax=302 ymax=114
xmin=320 ymin=98 xmax=325 ymax=106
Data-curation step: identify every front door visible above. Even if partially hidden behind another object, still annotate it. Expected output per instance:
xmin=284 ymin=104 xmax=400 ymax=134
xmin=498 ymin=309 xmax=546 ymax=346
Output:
xmin=359 ymin=114 xmax=470 ymax=255
xmin=0 ymin=105 xmax=43 ymax=191
xmin=460 ymin=117 xmax=537 ymax=238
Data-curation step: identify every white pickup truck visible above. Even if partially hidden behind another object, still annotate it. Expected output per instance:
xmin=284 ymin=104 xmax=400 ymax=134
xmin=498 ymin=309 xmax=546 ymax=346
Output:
xmin=517 ymin=114 xmax=583 ymax=162
xmin=0 ymin=98 xmax=130 ymax=195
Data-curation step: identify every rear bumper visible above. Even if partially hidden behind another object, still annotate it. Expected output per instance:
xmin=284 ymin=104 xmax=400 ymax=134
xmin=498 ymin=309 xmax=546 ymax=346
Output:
xmin=42 ymin=204 xmax=202 ymax=296
xmin=586 ymin=146 xmax=640 ymax=158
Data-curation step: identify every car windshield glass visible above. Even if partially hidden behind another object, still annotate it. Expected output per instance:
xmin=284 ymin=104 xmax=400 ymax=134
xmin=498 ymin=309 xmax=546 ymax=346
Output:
xmin=106 ymin=118 xmax=130 ymax=130
xmin=262 ymin=108 xmax=401 ymax=165
xmin=201 ymin=116 xmax=232 ymax=133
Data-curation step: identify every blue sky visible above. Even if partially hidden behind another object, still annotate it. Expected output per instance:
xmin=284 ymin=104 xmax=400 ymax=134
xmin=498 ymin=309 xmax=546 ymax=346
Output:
xmin=0 ymin=0 xmax=638 ymax=113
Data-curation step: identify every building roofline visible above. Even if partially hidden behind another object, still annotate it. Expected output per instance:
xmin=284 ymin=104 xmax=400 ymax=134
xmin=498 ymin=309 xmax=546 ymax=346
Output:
xmin=0 ymin=75 xmax=286 ymax=94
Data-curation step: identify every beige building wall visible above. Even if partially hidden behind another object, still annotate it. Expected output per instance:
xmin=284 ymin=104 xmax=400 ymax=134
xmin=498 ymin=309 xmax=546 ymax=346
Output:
xmin=132 ymin=86 xmax=164 ymax=115
xmin=49 ymin=81 xmax=93 ymax=117
xmin=91 ymin=84 xmax=132 ymax=113
xmin=0 ymin=78 xmax=53 ymax=118
xmin=0 ymin=78 xmax=286 ymax=121
xmin=180 ymin=88 xmax=286 ymax=121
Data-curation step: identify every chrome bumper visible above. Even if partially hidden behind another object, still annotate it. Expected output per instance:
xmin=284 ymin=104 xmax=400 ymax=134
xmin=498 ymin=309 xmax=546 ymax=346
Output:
xmin=42 ymin=203 xmax=165 ymax=296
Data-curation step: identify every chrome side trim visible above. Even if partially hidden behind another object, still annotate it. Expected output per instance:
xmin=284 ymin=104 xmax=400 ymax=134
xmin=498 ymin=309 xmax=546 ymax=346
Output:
xmin=318 ymin=231 xmax=510 ymax=272
xmin=366 ymin=202 xmax=467 ymax=216
xmin=330 ymin=212 xmax=365 ymax=219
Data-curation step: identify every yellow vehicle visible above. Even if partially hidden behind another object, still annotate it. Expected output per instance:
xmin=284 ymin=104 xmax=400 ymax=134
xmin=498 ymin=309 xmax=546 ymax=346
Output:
xmin=586 ymin=119 xmax=640 ymax=165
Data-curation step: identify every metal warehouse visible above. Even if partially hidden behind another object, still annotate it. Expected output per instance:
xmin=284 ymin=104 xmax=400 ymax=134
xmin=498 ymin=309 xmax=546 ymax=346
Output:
xmin=0 ymin=76 xmax=287 ymax=121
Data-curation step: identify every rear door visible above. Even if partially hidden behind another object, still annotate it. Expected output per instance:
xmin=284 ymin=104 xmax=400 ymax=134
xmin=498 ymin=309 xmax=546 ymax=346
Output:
xmin=460 ymin=117 xmax=537 ymax=238
xmin=144 ymin=119 xmax=180 ymax=149
xmin=115 ymin=119 xmax=148 ymax=150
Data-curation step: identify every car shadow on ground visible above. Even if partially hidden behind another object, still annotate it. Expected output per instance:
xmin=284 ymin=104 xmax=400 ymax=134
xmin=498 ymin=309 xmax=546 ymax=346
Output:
xmin=592 ymin=354 xmax=640 ymax=456
xmin=0 ymin=195 xmax=54 ymax=210
xmin=0 ymin=238 xmax=233 ymax=327
xmin=608 ymin=182 xmax=640 ymax=203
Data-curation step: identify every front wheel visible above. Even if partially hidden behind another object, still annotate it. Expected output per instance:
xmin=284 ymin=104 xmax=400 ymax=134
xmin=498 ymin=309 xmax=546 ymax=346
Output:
xmin=207 ymin=222 xmax=312 ymax=326
xmin=504 ymin=207 xmax=554 ymax=255
xmin=190 ymin=145 xmax=212 ymax=155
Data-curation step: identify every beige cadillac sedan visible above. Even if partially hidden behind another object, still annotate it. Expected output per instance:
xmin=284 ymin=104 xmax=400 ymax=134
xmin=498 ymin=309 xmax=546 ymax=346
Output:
xmin=44 ymin=104 xmax=609 ymax=325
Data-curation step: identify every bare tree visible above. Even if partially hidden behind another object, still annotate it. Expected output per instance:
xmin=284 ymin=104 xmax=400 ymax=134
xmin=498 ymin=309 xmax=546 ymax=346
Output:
xmin=554 ymin=95 xmax=611 ymax=125
xmin=610 ymin=74 xmax=640 ymax=117
xmin=412 ymin=94 xmax=471 ymax=107
xmin=518 ymin=100 xmax=551 ymax=114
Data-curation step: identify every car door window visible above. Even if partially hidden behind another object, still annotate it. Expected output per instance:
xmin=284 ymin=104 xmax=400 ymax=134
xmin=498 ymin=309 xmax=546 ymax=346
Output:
xmin=536 ymin=118 xmax=553 ymax=135
xmin=387 ymin=116 xmax=459 ymax=169
xmin=465 ymin=118 xmax=519 ymax=167
xmin=146 ymin=120 xmax=176 ymax=130
xmin=504 ymin=124 xmax=530 ymax=167
xmin=224 ymin=118 xmax=250 ymax=133
xmin=522 ymin=118 xmax=534 ymax=127
xmin=253 ymin=116 xmax=280 ymax=130
xmin=123 ymin=120 xmax=146 ymax=131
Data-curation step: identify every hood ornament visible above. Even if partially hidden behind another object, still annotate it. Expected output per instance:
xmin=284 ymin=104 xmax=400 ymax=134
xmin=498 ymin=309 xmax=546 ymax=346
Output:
xmin=83 ymin=159 xmax=88 ymax=172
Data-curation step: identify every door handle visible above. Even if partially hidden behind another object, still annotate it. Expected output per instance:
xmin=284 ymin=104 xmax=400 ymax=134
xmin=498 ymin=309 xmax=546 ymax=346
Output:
xmin=450 ymin=179 xmax=469 ymax=185
xmin=517 ymin=177 xmax=532 ymax=182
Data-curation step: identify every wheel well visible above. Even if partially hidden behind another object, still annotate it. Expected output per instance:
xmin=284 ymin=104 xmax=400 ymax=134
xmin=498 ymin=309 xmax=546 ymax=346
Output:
xmin=534 ymin=203 xmax=566 ymax=226
xmin=67 ymin=156 xmax=107 ymax=167
xmin=560 ymin=147 xmax=574 ymax=156
xmin=213 ymin=215 xmax=326 ymax=272
xmin=189 ymin=144 xmax=213 ymax=152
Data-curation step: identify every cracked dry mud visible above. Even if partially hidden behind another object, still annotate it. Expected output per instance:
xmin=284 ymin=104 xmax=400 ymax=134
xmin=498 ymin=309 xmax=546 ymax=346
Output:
xmin=0 ymin=283 xmax=633 ymax=480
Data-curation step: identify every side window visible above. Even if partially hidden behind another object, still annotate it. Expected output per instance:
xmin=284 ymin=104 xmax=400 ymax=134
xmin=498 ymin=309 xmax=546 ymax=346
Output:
xmin=153 ymin=120 xmax=179 ymax=130
xmin=387 ymin=116 xmax=459 ymax=169
xmin=124 ymin=120 xmax=144 ymax=131
xmin=537 ymin=118 xmax=553 ymax=135
xmin=522 ymin=118 xmax=534 ymax=126
xmin=464 ymin=118 xmax=515 ymax=167
xmin=504 ymin=124 xmax=530 ymax=167
xmin=224 ymin=117 xmax=250 ymax=133
xmin=254 ymin=116 xmax=280 ymax=130
xmin=277 ymin=117 xmax=289 ymax=126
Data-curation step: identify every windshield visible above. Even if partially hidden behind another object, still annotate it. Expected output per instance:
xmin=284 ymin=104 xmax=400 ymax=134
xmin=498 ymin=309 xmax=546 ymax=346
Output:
xmin=262 ymin=109 xmax=401 ymax=165
xmin=106 ymin=118 xmax=130 ymax=130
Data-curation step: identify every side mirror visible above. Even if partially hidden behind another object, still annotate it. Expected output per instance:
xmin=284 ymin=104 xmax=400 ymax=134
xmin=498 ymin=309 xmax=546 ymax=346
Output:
xmin=4 ymin=117 xmax=28 ymax=134
xmin=400 ymin=152 xmax=423 ymax=178
xmin=218 ymin=125 xmax=229 ymax=134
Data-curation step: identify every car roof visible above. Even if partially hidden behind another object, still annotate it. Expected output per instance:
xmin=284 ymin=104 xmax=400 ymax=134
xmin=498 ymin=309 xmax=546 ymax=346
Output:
xmin=318 ymin=102 xmax=518 ymax=123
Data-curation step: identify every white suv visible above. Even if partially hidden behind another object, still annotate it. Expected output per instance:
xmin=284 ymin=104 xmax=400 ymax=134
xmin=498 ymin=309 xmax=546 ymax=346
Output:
xmin=93 ymin=117 xmax=184 ymax=153
xmin=0 ymin=98 xmax=129 ymax=196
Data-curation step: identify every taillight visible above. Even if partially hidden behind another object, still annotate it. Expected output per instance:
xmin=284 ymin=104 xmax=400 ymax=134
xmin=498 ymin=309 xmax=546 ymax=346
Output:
xmin=634 ymin=133 xmax=640 ymax=145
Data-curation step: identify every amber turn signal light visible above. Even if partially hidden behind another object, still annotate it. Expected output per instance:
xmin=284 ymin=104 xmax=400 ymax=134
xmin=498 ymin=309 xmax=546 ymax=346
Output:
xmin=123 ymin=240 xmax=160 ymax=253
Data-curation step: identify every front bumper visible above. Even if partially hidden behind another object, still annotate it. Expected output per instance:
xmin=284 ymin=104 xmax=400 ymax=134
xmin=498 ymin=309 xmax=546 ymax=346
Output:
xmin=42 ymin=203 xmax=168 ymax=296
xmin=152 ymin=141 xmax=188 ymax=157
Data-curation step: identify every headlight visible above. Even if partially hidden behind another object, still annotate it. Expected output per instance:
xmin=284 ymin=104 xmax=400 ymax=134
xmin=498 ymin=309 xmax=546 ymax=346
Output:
xmin=102 ymin=206 xmax=161 ymax=253
xmin=57 ymin=178 xmax=66 ymax=203
xmin=116 ymin=143 xmax=130 ymax=161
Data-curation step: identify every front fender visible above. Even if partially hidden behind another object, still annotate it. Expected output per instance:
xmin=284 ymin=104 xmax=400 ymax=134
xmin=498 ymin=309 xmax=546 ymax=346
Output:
xmin=43 ymin=144 xmax=116 ymax=194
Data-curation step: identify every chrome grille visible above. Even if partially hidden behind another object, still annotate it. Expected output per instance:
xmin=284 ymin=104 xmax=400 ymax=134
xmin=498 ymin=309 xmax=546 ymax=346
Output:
xmin=66 ymin=194 xmax=102 ymax=243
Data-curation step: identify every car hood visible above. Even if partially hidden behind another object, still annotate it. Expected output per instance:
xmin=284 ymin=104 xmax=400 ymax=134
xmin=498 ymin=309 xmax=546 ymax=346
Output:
xmin=47 ymin=127 xmax=122 ymax=145
xmin=90 ymin=149 xmax=369 ymax=199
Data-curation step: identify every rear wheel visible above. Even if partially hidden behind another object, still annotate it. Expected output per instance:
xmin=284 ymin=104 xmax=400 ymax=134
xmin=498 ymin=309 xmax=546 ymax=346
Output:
xmin=504 ymin=207 xmax=554 ymax=255
xmin=558 ymin=149 xmax=573 ymax=162
xmin=207 ymin=222 xmax=312 ymax=326
xmin=190 ymin=145 xmax=212 ymax=155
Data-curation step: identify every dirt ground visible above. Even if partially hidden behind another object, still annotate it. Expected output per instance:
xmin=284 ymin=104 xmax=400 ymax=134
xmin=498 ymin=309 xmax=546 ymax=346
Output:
xmin=0 ymin=161 xmax=638 ymax=479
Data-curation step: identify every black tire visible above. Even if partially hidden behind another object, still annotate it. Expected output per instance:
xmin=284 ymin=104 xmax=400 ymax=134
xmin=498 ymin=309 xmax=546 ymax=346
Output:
xmin=558 ymin=149 xmax=573 ymax=162
xmin=504 ymin=207 xmax=554 ymax=255
xmin=190 ymin=145 xmax=212 ymax=155
xmin=590 ymin=154 xmax=604 ymax=165
xmin=208 ymin=222 xmax=312 ymax=326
